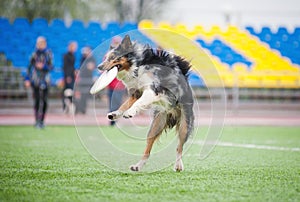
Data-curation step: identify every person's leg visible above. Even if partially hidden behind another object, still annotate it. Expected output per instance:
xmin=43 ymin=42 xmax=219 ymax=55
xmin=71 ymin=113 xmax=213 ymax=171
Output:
xmin=111 ymin=90 xmax=125 ymax=111
xmin=62 ymin=87 xmax=66 ymax=111
xmin=81 ymin=92 xmax=88 ymax=114
xmin=32 ymin=87 xmax=40 ymax=127
xmin=107 ymin=89 xmax=115 ymax=126
xmin=40 ymin=87 xmax=48 ymax=128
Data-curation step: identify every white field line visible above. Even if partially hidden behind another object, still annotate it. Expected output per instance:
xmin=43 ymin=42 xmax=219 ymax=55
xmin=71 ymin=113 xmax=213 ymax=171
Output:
xmin=193 ymin=141 xmax=300 ymax=152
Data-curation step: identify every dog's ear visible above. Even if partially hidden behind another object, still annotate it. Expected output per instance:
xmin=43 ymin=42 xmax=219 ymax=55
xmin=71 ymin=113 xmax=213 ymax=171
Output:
xmin=120 ymin=35 xmax=132 ymax=51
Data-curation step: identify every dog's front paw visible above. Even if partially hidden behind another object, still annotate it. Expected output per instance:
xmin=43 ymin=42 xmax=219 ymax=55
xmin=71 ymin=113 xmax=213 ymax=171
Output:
xmin=123 ymin=107 xmax=137 ymax=119
xmin=107 ymin=110 xmax=122 ymax=120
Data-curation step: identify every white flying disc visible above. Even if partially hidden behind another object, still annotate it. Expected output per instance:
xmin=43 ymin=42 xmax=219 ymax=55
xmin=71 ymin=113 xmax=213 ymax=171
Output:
xmin=90 ymin=66 xmax=118 ymax=94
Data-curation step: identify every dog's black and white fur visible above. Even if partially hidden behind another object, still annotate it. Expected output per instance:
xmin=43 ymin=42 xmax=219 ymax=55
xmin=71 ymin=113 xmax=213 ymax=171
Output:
xmin=98 ymin=35 xmax=194 ymax=172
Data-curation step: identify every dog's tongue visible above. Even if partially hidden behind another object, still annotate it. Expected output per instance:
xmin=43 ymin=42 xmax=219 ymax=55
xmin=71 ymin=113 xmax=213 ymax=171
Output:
xmin=90 ymin=66 xmax=118 ymax=94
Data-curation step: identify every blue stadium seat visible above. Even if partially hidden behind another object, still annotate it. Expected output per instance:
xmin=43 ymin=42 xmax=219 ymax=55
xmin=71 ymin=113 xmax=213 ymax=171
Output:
xmin=196 ymin=38 xmax=252 ymax=68
xmin=32 ymin=18 xmax=48 ymax=26
xmin=50 ymin=70 xmax=63 ymax=86
xmin=87 ymin=21 xmax=102 ymax=34
xmin=69 ymin=19 xmax=85 ymax=35
xmin=13 ymin=17 xmax=30 ymax=26
xmin=32 ymin=18 xmax=49 ymax=35
xmin=196 ymin=39 xmax=209 ymax=49
xmin=70 ymin=19 xmax=85 ymax=28
xmin=50 ymin=18 xmax=67 ymax=35
xmin=245 ymin=26 xmax=256 ymax=35
xmin=260 ymin=27 xmax=273 ymax=35
xmin=252 ymin=26 xmax=300 ymax=65
xmin=276 ymin=27 xmax=289 ymax=36
xmin=11 ymin=51 xmax=28 ymax=67
xmin=0 ymin=17 xmax=10 ymax=29
xmin=105 ymin=22 xmax=122 ymax=36
xmin=292 ymin=27 xmax=300 ymax=42
xmin=275 ymin=27 xmax=290 ymax=42
xmin=13 ymin=17 xmax=30 ymax=33
xmin=257 ymin=27 xmax=273 ymax=42
xmin=121 ymin=22 xmax=138 ymax=32
xmin=50 ymin=18 xmax=65 ymax=27
xmin=188 ymin=71 xmax=205 ymax=87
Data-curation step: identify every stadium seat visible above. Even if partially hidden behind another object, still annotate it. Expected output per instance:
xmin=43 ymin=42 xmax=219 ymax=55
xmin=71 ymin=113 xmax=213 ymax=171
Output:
xmin=87 ymin=21 xmax=102 ymax=35
xmin=188 ymin=25 xmax=205 ymax=39
xmin=157 ymin=22 xmax=173 ymax=31
xmin=121 ymin=22 xmax=138 ymax=32
xmin=279 ymin=74 xmax=300 ymax=88
xmin=138 ymin=20 xmax=154 ymax=29
xmin=32 ymin=18 xmax=48 ymax=26
xmin=245 ymin=26 xmax=257 ymax=35
xmin=209 ymin=25 xmax=223 ymax=35
xmin=252 ymin=26 xmax=300 ymax=66
xmin=292 ymin=27 xmax=300 ymax=41
xmin=174 ymin=24 xmax=191 ymax=38
xmin=220 ymin=70 xmax=234 ymax=87
xmin=50 ymin=18 xmax=67 ymax=35
xmin=13 ymin=17 xmax=30 ymax=26
xmin=238 ymin=73 xmax=263 ymax=88
xmin=69 ymin=19 xmax=85 ymax=36
xmin=32 ymin=18 xmax=49 ymax=34
xmin=70 ymin=19 xmax=85 ymax=28
xmin=105 ymin=22 xmax=122 ymax=36
xmin=188 ymin=71 xmax=205 ymax=87
xmin=196 ymin=38 xmax=252 ymax=68
xmin=13 ymin=17 xmax=30 ymax=33
xmin=0 ymin=17 xmax=10 ymax=30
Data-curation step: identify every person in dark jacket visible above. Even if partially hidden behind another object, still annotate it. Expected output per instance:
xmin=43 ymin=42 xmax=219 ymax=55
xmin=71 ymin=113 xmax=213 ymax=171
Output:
xmin=75 ymin=46 xmax=96 ymax=114
xmin=62 ymin=41 xmax=77 ymax=114
xmin=25 ymin=36 xmax=53 ymax=129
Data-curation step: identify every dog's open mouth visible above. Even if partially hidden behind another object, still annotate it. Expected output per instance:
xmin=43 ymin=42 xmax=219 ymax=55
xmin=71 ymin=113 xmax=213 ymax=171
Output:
xmin=112 ymin=64 xmax=122 ymax=70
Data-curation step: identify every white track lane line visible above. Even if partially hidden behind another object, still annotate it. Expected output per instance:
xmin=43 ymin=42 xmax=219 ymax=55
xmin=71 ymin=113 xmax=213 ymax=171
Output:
xmin=193 ymin=141 xmax=300 ymax=152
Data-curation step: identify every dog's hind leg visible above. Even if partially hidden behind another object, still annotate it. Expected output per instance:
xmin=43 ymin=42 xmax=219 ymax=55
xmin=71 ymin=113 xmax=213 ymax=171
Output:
xmin=174 ymin=107 xmax=194 ymax=172
xmin=174 ymin=119 xmax=187 ymax=172
xmin=130 ymin=111 xmax=167 ymax=171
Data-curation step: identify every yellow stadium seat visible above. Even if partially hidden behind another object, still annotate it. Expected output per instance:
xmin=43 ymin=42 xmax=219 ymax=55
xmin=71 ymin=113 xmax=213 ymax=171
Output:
xmin=209 ymin=25 xmax=223 ymax=35
xmin=174 ymin=23 xmax=194 ymax=39
xmin=232 ymin=63 xmax=249 ymax=74
xmin=190 ymin=25 xmax=205 ymax=39
xmin=262 ymin=75 xmax=282 ymax=88
xmin=174 ymin=23 xmax=187 ymax=32
xmin=226 ymin=25 xmax=239 ymax=34
xmin=157 ymin=22 xmax=173 ymax=31
xmin=238 ymin=73 xmax=263 ymax=88
xmin=279 ymin=74 xmax=300 ymax=88
xmin=220 ymin=70 xmax=234 ymax=87
xmin=138 ymin=19 xmax=154 ymax=29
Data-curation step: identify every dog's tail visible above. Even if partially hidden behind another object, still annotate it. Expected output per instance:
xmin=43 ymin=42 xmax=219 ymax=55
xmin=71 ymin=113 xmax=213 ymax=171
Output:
xmin=164 ymin=103 xmax=194 ymax=143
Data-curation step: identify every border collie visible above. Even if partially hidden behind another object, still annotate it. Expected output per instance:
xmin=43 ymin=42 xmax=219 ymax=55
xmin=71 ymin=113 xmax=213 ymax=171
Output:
xmin=98 ymin=35 xmax=194 ymax=172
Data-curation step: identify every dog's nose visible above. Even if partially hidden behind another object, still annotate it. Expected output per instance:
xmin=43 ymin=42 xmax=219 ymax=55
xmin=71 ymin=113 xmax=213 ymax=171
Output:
xmin=97 ymin=63 xmax=104 ymax=70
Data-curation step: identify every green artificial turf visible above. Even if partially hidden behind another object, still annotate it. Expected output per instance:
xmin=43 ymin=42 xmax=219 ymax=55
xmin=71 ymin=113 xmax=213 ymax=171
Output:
xmin=0 ymin=126 xmax=299 ymax=202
